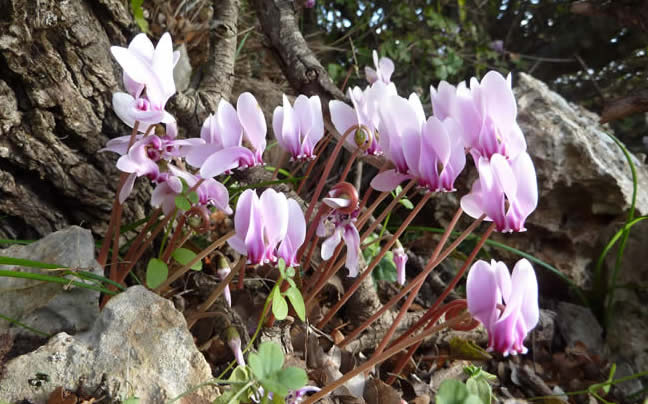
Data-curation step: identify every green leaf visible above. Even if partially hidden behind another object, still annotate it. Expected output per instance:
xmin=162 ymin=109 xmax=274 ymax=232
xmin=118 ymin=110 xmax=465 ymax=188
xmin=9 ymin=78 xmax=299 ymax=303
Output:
xmin=129 ymin=0 xmax=148 ymax=33
xmin=436 ymin=379 xmax=484 ymax=404
xmin=122 ymin=397 xmax=140 ymax=404
xmin=466 ymin=377 xmax=492 ymax=404
xmin=276 ymin=367 xmax=308 ymax=391
xmin=248 ymin=342 xmax=284 ymax=380
xmin=436 ymin=379 xmax=469 ymax=404
xmin=286 ymin=277 xmax=297 ymax=289
xmin=229 ymin=365 xmax=250 ymax=383
xmin=174 ymin=195 xmax=192 ymax=211
xmin=187 ymin=191 xmax=199 ymax=205
xmin=278 ymin=258 xmax=287 ymax=279
xmin=284 ymin=287 xmax=306 ymax=321
xmin=272 ymin=287 xmax=289 ymax=320
xmin=449 ymin=337 xmax=492 ymax=361
xmin=0 ymin=255 xmax=61 ymax=269
xmin=171 ymin=248 xmax=202 ymax=271
xmin=146 ymin=258 xmax=168 ymax=288
xmin=399 ymin=198 xmax=414 ymax=210
xmin=373 ymin=251 xmax=397 ymax=283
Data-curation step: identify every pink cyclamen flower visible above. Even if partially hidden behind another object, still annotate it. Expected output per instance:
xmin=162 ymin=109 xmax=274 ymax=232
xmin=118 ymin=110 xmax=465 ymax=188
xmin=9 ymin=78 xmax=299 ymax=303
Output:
xmin=197 ymin=93 xmax=267 ymax=178
xmin=329 ymin=82 xmax=396 ymax=156
xmin=110 ymin=32 xmax=178 ymax=110
xmin=466 ymin=259 xmax=539 ymax=356
xmin=392 ymin=241 xmax=407 ymax=286
xmin=273 ymin=94 xmax=324 ymax=161
xmin=460 ymin=152 xmax=537 ymax=232
xmin=304 ymin=0 xmax=315 ymax=8
xmin=228 ymin=189 xmax=305 ymax=266
xmin=365 ymin=50 xmax=395 ymax=85
xmin=317 ymin=198 xmax=361 ymax=277
xmin=150 ymin=165 xmax=231 ymax=215
xmin=454 ymin=71 xmax=526 ymax=160
xmin=370 ymin=94 xmax=466 ymax=193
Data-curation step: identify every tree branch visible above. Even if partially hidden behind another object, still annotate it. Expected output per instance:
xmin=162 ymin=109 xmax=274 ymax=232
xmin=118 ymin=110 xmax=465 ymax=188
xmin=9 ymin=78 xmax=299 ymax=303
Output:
xmin=171 ymin=0 xmax=240 ymax=134
xmin=251 ymin=0 xmax=346 ymax=109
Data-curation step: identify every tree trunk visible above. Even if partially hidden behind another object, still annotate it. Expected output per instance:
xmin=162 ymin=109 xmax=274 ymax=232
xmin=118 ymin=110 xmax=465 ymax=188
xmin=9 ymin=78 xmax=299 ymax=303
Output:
xmin=0 ymin=0 xmax=238 ymax=240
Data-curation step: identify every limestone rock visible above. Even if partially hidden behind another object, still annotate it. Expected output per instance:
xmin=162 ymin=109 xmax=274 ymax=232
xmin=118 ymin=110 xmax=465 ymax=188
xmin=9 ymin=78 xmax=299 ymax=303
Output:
xmin=555 ymin=302 xmax=604 ymax=355
xmin=0 ymin=286 xmax=218 ymax=403
xmin=458 ymin=73 xmax=648 ymax=292
xmin=0 ymin=226 xmax=101 ymax=336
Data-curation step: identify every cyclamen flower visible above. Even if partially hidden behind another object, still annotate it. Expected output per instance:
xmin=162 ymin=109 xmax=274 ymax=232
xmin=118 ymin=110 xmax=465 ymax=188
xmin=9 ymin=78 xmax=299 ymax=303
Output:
xmin=370 ymin=94 xmax=466 ymax=193
xmin=228 ymin=189 xmax=305 ymax=266
xmin=460 ymin=152 xmax=537 ymax=232
xmin=109 ymin=134 xmax=202 ymax=203
xmin=150 ymin=165 xmax=231 ymax=215
xmin=329 ymin=81 xmax=396 ymax=156
xmin=392 ymin=241 xmax=407 ymax=286
xmin=454 ymin=71 xmax=526 ymax=160
xmin=466 ymin=259 xmax=539 ymax=356
xmin=110 ymin=33 xmax=180 ymax=133
xmin=111 ymin=32 xmax=178 ymax=109
xmin=304 ymin=0 xmax=315 ymax=8
xmin=197 ymin=93 xmax=267 ymax=178
xmin=365 ymin=50 xmax=395 ymax=85
xmin=273 ymin=94 xmax=324 ymax=161
xmin=317 ymin=197 xmax=361 ymax=278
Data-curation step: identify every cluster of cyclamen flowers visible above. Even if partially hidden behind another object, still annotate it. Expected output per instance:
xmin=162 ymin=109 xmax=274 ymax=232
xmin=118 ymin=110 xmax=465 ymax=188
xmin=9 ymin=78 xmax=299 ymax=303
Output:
xmin=104 ymin=33 xmax=539 ymax=357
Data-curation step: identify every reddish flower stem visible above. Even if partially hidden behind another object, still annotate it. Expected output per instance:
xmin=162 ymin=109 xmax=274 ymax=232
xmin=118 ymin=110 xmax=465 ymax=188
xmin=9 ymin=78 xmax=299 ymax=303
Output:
xmin=371 ymin=207 xmax=463 ymax=359
xmin=296 ymin=135 xmax=332 ymax=194
xmin=358 ymin=181 xmax=415 ymax=240
xmin=98 ymin=121 xmax=141 ymax=267
xmin=316 ymin=192 xmax=433 ymax=329
xmin=304 ymin=243 xmax=344 ymax=310
xmin=385 ymin=222 xmax=496 ymax=384
xmin=302 ymin=312 xmax=472 ymax=404
xmin=304 ymin=126 xmax=357 ymax=224
xmin=296 ymin=203 xmax=330 ymax=264
xmin=337 ymin=215 xmax=485 ymax=348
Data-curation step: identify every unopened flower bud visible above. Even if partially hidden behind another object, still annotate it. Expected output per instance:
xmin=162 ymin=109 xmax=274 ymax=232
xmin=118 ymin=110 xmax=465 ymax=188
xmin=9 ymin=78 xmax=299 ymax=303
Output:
xmin=225 ymin=326 xmax=245 ymax=367
xmin=393 ymin=240 xmax=407 ymax=286
xmin=216 ymin=256 xmax=232 ymax=307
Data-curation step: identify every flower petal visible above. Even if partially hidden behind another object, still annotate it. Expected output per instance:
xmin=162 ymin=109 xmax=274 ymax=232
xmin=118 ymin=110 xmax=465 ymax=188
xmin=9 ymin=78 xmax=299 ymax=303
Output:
xmin=342 ymin=224 xmax=361 ymax=277
xmin=370 ymin=170 xmax=411 ymax=192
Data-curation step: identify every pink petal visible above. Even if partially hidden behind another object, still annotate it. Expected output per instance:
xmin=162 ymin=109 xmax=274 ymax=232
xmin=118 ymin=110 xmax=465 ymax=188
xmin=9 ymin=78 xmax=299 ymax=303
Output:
xmin=370 ymin=170 xmax=411 ymax=192
xmin=186 ymin=143 xmax=223 ymax=168
xmin=260 ymin=188 xmax=288 ymax=249
xmin=342 ymin=225 xmax=361 ymax=277
xmin=365 ymin=66 xmax=378 ymax=84
xmin=237 ymin=92 xmax=267 ymax=155
xmin=118 ymin=173 xmax=137 ymax=204
xmin=491 ymin=153 xmax=518 ymax=201
xmin=199 ymin=146 xmax=256 ymax=178
xmin=322 ymin=197 xmax=351 ymax=209
xmin=494 ymin=260 xmax=512 ymax=303
xmin=511 ymin=259 xmax=539 ymax=331
xmin=482 ymin=71 xmax=516 ymax=128
xmin=466 ymin=260 xmax=499 ymax=330
xmin=321 ymin=229 xmax=342 ymax=261
xmin=329 ymin=100 xmax=357 ymax=136
xmin=217 ymin=99 xmax=243 ymax=148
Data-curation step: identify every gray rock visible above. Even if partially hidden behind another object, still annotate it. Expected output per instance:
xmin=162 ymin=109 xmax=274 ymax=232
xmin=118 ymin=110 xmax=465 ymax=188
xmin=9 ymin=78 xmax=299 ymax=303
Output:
xmin=0 ymin=226 xmax=101 ymax=336
xmin=0 ymin=286 xmax=219 ymax=403
xmin=555 ymin=302 xmax=604 ymax=354
xmin=507 ymin=73 xmax=648 ymax=289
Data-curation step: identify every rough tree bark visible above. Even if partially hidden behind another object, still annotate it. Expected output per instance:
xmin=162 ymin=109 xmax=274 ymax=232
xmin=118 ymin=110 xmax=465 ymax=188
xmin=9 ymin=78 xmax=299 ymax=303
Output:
xmin=0 ymin=0 xmax=239 ymax=240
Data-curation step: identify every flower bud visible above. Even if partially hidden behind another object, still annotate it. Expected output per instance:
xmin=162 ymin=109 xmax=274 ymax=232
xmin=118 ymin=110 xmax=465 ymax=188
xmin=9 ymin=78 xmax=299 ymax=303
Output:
xmin=225 ymin=326 xmax=245 ymax=367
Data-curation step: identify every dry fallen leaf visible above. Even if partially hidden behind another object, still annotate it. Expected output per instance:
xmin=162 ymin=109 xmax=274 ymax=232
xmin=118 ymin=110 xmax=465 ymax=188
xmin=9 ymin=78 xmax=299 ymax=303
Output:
xmin=47 ymin=386 xmax=78 ymax=404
